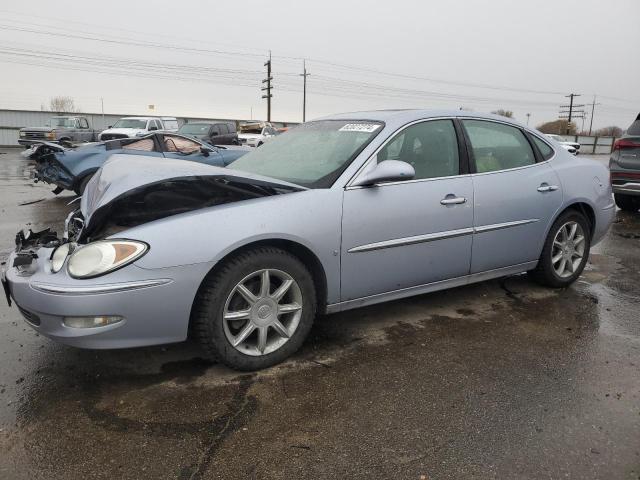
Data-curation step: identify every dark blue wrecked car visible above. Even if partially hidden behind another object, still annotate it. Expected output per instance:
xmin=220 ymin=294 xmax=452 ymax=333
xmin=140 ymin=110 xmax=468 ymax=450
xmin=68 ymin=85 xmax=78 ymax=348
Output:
xmin=25 ymin=132 xmax=250 ymax=195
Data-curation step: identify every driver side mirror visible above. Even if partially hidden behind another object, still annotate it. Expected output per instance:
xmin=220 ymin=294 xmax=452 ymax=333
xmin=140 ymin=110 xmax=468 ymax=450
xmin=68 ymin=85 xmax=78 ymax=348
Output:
xmin=351 ymin=160 xmax=415 ymax=187
xmin=200 ymin=146 xmax=213 ymax=157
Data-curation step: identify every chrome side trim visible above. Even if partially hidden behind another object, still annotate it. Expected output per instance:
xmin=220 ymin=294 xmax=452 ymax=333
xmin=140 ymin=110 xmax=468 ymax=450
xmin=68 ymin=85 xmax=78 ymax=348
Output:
xmin=473 ymin=218 xmax=539 ymax=234
xmin=348 ymin=219 xmax=538 ymax=253
xmin=326 ymin=261 xmax=538 ymax=314
xmin=31 ymin=279 xmax=172 ymax=295
xmin=347 ymin=227 xmax=474 ymax=253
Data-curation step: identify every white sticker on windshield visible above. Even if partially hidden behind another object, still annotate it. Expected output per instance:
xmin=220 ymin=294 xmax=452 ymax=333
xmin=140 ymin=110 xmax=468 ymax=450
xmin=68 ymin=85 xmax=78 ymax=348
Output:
xmin=339 ymin=123 xmax=381 ymax=133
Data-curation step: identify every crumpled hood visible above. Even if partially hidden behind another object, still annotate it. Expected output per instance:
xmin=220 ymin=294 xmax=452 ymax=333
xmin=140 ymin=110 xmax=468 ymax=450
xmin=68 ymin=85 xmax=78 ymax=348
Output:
xmin=80 ymin=154 xmax=304 ymax=235
xmin=100 ymin=128 xmax=146 ymax=137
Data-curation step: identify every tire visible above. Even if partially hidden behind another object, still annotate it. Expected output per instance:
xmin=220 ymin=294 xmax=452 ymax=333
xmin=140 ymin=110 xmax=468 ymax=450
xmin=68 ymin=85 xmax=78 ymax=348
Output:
xmin=74 ymin=174 xmax=94 ymax=196
xmin=528 ymin=209 xmax=592 ymax=288
xmin=257 ymin=142 xmax=263 ymax=147
xmin=192 ymin=247 xmax=317 ymax=371
xmin=614 ymin=193 xmax=640 ymax=212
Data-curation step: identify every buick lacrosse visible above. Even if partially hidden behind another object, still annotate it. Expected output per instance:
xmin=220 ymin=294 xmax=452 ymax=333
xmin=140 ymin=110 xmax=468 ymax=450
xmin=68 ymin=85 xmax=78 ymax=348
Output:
xmin=2 ymin=110 xmax=615 ymax=370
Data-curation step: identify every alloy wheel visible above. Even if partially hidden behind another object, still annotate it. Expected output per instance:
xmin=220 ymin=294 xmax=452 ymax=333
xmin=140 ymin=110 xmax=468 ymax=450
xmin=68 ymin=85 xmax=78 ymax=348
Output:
xmin=551 ymin=221 xmax=586 ymax=278
xmin=223 ymin=269 xmax=303 ymax=356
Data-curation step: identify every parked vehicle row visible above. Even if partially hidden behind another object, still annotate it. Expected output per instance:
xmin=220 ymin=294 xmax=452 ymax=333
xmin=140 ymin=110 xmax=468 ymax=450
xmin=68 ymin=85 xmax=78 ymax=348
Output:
xmin=2 ymin=110 xmax=615 ymax=371
xmin=18 ymin=116 xmax=283 ymax=148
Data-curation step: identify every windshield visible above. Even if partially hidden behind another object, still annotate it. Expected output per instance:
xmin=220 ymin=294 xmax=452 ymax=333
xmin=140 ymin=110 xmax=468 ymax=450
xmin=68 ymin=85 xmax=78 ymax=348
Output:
xmin=50 ymin=117 xmax=75 ymax=127
xmin=230 ymin=120 xmax=384 ymax=188
xmin=179 ymin=123 xmax=211 ymax=135
xmin=113 ymin=119 xmax=147 ymax=129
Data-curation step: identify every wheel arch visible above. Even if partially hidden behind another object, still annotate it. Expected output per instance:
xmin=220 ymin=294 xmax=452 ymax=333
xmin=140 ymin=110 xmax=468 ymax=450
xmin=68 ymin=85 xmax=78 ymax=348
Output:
xmin=544 ymin=201 xmax=596 ymax=245
xmin=189 ymin=238 xmax=329 ymax=331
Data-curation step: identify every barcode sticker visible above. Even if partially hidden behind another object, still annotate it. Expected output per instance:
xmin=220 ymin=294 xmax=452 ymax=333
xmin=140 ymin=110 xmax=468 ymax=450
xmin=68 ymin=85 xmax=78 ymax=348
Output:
xmin=339 ymin=123 xmax=381 ymax=133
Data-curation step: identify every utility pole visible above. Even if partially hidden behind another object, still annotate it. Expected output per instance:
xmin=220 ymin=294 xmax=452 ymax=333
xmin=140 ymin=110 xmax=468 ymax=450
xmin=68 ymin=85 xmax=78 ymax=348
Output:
xmin=588 ymin=95 xmax=601 ymax=136
xmin=299 ymin=59 xmax=310 ymax=122
xmin=101 ymin=97 xmax=105 ymax=128
xmin=526 ymin=113 xmax=531 ymax=126
xmin=261 ymin=51 xmax=273 ymax=122
xmin=559 ymin=93 xmax=584 ymax=135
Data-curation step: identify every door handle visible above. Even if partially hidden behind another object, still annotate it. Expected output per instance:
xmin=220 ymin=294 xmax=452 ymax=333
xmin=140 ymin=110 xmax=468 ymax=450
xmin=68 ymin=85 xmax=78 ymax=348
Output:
xmin=537 ymin=183 xmax=559 ymax=193
xmin=440 ymin=196 xmax=467 ymax=205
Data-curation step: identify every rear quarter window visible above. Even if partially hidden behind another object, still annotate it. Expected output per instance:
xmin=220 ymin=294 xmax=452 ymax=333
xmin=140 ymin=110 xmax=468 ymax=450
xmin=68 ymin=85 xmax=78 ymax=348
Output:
xmin=530 ymin=135 xmax=555 ymax=160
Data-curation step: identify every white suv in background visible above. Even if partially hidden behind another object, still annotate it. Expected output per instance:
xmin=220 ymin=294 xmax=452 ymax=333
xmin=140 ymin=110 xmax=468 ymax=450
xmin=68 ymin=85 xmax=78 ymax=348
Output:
xmin=99 ymin=117 xmax=173 ymax=141
xmin=238 ymin=122 xmax=278 ymax=147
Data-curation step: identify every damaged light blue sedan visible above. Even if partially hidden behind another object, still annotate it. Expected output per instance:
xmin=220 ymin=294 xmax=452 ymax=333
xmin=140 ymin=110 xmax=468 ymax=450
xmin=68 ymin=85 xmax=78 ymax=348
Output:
xmin=2 ymin=110 xmax=615 ymax=370
xmin=26 ymin=132 xmax=249 ymax=195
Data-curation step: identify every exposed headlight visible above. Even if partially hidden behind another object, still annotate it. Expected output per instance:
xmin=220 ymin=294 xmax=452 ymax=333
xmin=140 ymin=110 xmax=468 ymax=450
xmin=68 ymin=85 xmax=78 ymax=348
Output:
xmin=46 ymin=131 xmax=56 ymax=139
xmin=67 ymin=240 xmax=148 ymax=278
xmin=19 ymin=131 xmax=25 ymax=137
xmin=50 ymin=242 xmax=75 ymax=273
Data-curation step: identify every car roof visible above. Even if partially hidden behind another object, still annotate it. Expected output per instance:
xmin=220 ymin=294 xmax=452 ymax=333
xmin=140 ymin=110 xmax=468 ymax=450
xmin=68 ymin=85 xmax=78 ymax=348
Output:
xmin=316 ymin=109 xmax=530 ymax=130
xmin=120 ymin=117 xmax=156 ymax=121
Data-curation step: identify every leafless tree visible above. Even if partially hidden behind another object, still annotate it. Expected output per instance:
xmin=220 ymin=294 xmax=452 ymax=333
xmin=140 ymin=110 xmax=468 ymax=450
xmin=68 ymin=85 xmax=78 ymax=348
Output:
xmin=536 ymin=119 xmax=576 ymax=135
xmin=49 ymin=96 xmax=81 ymax=113
xmin=594 ymin=126 xmax=623 ymax=137
xmin=491 ymin=109 xmax=513 ymax=118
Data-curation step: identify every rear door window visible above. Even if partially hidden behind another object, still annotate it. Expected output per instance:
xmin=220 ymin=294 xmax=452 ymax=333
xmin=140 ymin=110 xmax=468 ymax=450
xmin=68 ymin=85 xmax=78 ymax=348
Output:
xmin=462 ymin=120 xmax=536 ymax=173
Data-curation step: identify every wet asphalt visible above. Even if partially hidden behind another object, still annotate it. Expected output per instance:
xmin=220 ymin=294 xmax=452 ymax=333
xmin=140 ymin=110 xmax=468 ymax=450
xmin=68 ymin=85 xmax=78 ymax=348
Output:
xmin=0 ymin=148 xmax=638 ymax=479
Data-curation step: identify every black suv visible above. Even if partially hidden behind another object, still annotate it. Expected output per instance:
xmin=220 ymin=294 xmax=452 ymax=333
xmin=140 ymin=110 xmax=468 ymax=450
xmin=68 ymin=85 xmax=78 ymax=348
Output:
xmin=178 ymin=121 xmax=239 ymax=145
xmin=610 ymin=113 xmax=640 ymax=212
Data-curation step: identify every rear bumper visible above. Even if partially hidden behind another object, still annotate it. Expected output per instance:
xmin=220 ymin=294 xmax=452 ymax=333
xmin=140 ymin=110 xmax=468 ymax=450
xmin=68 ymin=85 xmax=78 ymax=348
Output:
xmin=612 ymin=182 xmax=640 ymax=196
xmin=3 ymin=249 xmax=211 ymax=349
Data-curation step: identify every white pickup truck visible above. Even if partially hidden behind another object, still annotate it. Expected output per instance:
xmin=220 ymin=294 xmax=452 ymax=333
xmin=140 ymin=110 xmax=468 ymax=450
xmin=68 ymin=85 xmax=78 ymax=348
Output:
xmin=99 ymin=117 xmax=179 ymax=141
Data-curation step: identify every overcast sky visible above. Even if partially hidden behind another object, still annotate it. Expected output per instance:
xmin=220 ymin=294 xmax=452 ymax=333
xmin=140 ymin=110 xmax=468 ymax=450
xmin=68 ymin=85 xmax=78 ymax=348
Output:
xmin=0 ymin=0 xmax=638 ymax=130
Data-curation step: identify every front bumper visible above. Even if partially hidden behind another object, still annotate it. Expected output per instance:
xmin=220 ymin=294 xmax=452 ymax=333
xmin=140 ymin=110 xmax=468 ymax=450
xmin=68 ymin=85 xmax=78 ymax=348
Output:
xmin=2 ymin=246 xmax=212 ymax=349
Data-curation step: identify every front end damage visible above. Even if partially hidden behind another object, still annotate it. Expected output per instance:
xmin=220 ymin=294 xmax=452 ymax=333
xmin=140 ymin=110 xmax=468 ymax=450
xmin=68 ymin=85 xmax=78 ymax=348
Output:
xmin=24 ymin=142 xmax=76 ymax=193
xmin=2 ymin=155 xmax=304 ymax=348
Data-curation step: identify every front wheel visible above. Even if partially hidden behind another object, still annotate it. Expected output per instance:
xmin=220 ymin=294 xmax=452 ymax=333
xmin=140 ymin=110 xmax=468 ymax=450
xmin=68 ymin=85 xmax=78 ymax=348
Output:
xmin=528 ymin=210 xmax=591 ymax=288
xmin=192 ymin=247 xmax=316 ymax=371
xmin=614 ymin=193 xmax=640 ymax=212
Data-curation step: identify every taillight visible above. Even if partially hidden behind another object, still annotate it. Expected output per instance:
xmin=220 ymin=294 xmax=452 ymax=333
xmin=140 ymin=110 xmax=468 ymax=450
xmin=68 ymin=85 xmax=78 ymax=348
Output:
xmin=613 ymin=138 xmax=640 ymax=150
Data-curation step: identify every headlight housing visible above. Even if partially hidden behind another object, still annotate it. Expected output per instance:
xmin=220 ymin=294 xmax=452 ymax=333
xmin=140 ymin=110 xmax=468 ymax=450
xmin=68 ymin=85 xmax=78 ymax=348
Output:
xmin=46 ymin=131 xmax=56 ymax=139
xmin=50 ymin=242 xmax=75 ymax=273
xmin=67 ymin=240 xmax=148 ymax=278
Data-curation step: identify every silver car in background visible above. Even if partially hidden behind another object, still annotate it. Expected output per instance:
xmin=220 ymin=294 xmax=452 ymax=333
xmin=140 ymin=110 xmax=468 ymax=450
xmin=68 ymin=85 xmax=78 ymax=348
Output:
xmin=2 ymin=110 xmax=615 ymax=370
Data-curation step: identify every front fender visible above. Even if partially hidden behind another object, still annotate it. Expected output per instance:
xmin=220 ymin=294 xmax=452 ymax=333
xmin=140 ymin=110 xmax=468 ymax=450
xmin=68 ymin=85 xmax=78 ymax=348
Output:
xmin=111 ymin=189 xmax=343 ymax=304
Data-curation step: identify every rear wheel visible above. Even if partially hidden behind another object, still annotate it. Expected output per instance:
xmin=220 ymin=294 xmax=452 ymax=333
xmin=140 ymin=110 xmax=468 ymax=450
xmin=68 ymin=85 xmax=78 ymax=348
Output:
xmin=192 ymin=247 xmax=316 ymax=371
xmin=614 ymin=193 xmax=640 ymax=212
xmin=529 ymin=210 xmax=591 ymax=288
